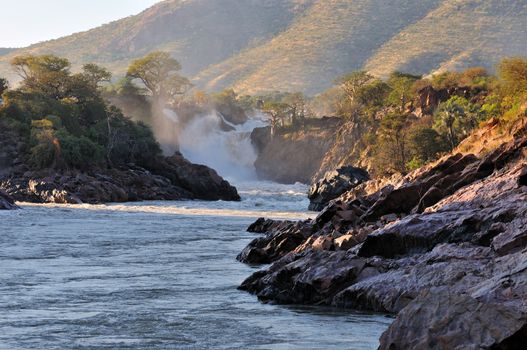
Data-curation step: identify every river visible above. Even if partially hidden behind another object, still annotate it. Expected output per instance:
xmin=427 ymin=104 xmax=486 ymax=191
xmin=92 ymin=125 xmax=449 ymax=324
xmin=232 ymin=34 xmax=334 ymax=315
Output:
xmin=0 ymin=181 xmax=391 ymax=349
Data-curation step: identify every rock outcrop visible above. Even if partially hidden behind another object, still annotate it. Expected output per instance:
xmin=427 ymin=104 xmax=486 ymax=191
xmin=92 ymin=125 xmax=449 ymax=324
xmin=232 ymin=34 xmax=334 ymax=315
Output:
xmin=0 ymin=152 xmax=240 ymax=204
xmin=0 ymin=189 xmax=18 ymax=210
xmin=238 ymin=120 xmax=527 ymax=349
xmin=308 ymin=166 xmax=369 ymax=211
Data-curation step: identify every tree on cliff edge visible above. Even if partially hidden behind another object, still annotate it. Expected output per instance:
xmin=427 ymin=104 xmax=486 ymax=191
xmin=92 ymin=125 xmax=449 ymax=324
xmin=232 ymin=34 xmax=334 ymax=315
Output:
xmin=126 ymin=51 xmax=191 ymax=104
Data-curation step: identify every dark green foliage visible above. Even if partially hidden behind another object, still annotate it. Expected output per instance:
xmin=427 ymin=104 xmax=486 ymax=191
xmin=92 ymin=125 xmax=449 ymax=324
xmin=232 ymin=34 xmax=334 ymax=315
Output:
xmin=433 ymin=96 xmax=485 ymax=150
xmin=374 ymin=113 xmax=413 ymax=174
xmin=55 ymin=129 xmax=104 ymax=169
xmin=0 ymin=54 xmax=162 ymax=171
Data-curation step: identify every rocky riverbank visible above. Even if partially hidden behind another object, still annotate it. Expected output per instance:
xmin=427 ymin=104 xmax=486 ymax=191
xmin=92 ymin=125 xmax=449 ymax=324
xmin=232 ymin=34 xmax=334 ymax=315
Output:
xmin=308 ymin=166 xmax=369 ymax=211
xmin=0 ymin=189 xmax=17 ymax=209
xmin=238 ymin=120 xmax=527 ymax=349
xmin=0 ymin=152 xmax=240 ymax=204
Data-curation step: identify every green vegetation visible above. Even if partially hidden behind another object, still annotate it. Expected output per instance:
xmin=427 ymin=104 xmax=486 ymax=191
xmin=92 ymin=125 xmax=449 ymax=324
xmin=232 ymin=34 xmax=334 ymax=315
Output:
xmin=127 ymin=51 xmax=191 ymax=104
xmin=0 ymin=54 xmax=162 ymax=170
xmin=2 ymin=48 xmax=525 ymax=182
xmin=304 ymin=57 xmax=527 ymax=175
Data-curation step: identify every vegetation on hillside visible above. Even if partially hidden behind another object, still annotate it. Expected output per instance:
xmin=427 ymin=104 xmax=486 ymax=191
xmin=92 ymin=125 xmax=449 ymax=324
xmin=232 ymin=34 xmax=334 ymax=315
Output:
xmin=246 ymin=58 xmax=527 ymax=176
xmin=2 ymin=48 xmax=525 ymax=182
xmin=338 ymin=58 xmax=526 ymax=174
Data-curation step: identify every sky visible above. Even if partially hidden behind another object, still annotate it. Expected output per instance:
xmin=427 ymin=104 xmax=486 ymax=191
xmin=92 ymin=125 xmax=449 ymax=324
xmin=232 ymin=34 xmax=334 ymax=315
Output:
xmin=0 ymin=0 xmax=163 ymax=48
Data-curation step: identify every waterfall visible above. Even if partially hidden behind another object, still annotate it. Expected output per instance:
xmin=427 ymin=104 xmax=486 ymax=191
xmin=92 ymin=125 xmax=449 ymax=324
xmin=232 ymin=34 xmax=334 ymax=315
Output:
xmin=162 ymin=109 xmax=268 ymax=181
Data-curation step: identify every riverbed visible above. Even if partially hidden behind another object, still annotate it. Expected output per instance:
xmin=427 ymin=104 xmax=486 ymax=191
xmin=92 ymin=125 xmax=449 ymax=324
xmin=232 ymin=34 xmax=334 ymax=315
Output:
xmin=0 ymin=182 xmax=391 ymax=349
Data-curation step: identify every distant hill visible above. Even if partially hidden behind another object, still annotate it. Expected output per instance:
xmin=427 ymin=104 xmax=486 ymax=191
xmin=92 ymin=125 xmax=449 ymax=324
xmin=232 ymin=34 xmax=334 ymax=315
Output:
xmin=1 ymin=0 xmax=526 ymax=94
xmin=0 ymin=48 xmax=16 ymax=56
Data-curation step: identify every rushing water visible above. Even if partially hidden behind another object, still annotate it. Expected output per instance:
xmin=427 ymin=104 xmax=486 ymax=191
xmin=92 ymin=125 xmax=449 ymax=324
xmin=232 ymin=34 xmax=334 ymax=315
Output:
xmin=0 ymin=182 xmax=391 ymax=349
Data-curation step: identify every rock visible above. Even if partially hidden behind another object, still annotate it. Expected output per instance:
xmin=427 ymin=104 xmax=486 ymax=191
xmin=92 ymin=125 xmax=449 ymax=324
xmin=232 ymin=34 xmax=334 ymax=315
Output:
xmin=308 ymin=166 xmax=369 ymax=211
xmin=379 ymin=249 xmax=527 ymax=350
xmin=237 ymin=124 xmax=527 ymax=350
xmin=239 ymin=249 xmax=367 ymax=305
xmin=247 ymin=218 xmax=293 ymax=233
xmin=149 ymin=152 xmax=240 ymax=201
xmin=0 ymin=153 xmax=240 ymax=204
xmin=518 ymin=166 xmax=527 ymax=187
xmin=334 ymin=233 xmax=361 ymax=250
xmin=334 ymin=244 xmax=496 ymax=313
xmin=237 ymin=220 xmax=312 ymax=264
xmin=252 ymin=117 xmax=343 ymax=184
xmin=0 ymin=189 xmax=18 ymax=210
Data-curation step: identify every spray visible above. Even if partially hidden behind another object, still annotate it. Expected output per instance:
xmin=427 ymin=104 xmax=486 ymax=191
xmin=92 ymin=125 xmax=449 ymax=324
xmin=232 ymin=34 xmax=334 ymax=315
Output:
xmin=157 ymin=107 xmax=268 ymax=181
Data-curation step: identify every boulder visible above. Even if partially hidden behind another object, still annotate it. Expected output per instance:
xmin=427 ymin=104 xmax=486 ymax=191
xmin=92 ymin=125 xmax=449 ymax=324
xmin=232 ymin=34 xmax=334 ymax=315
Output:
xmin=308 ymin=166 xmax=369 ymax=211
xmin=237 ymin=220 xmax=312 ymax=264
xmin=149 ymin=152 xmax=240 ymax=201
xmin=0 ymin=189 xmax=18 ymax=210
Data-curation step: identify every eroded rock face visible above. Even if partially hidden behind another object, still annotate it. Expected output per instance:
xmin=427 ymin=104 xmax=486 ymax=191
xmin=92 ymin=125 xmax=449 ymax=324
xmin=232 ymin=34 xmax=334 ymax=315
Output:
xmin=238 ymin=122 xmax=527 ymax=349
xmin=252 ymin=118 xmax=343 ymax=184
xmin=379 ymin=249 xmax=527 ymax=350
xmin=0 ymin=189 xmax=18 ymax=210
xmin=308 ymin=166 xmax=369 ymax=211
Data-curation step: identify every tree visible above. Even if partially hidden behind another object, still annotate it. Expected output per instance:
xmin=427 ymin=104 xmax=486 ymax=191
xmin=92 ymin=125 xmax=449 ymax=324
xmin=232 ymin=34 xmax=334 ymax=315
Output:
xmin=82 ymin=63 xmax=112 ymax=87
xmin=377 ymin=112 xmax=412 ymax=173
xmin=126 ymin=51 xmax=191 ymax=102
xmin=262 ymin=101 xmax=291 ymax=137
xmin=407 ymin=123 xmax=448 ymax=169
xmin=355 ymin=79 xmax=391 ymax=116
xmin=498 ymin=57 xmax=527 ymax=97
xmin=434 ymin=96 xmax=482 ymax=150
xmin=10 ymin=54 xmax=71 ymax=98
xmin=282 ymin=92 xmax=308 ymax=126
xmin=387 ymin=72 xmax=420 ymax=111
xmin=336 ymin=71 xmax=374 ymax=101
xmin=335 ymin=71 xmax=374 ymax=122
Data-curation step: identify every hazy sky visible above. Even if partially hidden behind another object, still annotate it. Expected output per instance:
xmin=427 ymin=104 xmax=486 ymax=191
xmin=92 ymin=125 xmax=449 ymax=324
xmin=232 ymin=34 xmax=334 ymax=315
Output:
xmin=0 ymin=0 xmax=162 ymax=48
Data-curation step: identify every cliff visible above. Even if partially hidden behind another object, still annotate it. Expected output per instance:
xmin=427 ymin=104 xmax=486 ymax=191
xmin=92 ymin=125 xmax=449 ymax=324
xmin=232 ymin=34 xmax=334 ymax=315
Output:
xmin=252 ymin=117 xmax=343 ymax=184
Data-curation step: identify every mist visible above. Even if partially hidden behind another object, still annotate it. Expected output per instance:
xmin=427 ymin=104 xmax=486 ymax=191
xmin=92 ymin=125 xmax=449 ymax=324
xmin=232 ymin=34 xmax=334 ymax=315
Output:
xmin=156 ymin=108 xmax=267 ymax=182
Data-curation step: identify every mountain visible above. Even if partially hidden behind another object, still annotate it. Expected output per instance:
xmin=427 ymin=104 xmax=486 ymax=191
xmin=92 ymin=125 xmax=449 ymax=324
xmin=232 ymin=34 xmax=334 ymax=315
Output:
xmin=0 ymin=0 xmax=312 ymax=83
xmin=1 ymin=0 xmax=526 ymax=94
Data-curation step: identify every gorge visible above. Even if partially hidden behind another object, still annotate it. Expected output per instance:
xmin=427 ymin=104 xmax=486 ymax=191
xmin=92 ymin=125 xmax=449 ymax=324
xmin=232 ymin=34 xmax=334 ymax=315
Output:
xmin=2 ymin=1 xmax=527 ymax=348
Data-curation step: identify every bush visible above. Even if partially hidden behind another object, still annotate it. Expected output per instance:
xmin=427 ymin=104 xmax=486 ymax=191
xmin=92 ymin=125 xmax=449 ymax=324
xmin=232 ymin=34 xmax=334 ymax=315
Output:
xmin=55 ymin=129 xmax=104 ymax=169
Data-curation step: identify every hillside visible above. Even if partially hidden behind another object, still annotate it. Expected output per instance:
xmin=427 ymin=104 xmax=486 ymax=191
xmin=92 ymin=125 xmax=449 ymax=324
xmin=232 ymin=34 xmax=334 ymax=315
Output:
xmin=195 ymin=0 xmax=443 ymax=94
xmin=1 ymin=0 xmax=527 ymax=94
xmin=365 ymin=0 xmax=527 ymax=77
xmin=0 ymin=0 xmax=312 ymax=82
xmin=0 ymin=48 xmax=16 ymax=56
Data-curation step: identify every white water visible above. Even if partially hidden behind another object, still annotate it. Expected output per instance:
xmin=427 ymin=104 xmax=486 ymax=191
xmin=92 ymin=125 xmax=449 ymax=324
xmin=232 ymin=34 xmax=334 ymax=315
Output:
xmin=164 ymin=109 xmax=268 ymax=181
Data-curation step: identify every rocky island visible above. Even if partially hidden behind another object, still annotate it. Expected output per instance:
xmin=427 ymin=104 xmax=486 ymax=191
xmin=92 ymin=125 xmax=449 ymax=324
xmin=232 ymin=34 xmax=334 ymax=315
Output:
xmin=0 ymin=54 xmax=239 ymax=205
